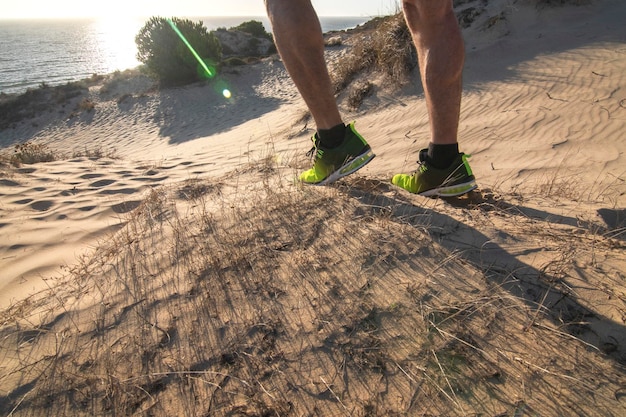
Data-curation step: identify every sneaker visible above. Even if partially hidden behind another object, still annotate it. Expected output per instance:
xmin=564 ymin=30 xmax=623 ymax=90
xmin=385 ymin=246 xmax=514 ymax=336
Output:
xmin=392 ymin=149 xmax=477 ymax=197
xmin=299 ymin=122 xmax=375 ymax=185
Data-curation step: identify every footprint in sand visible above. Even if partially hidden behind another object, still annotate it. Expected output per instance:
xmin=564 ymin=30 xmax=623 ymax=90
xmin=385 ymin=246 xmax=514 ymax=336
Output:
xmin=0 ymin=179 xmax=21 ymax=187
xmin=59 ymin=188 xmax=81 ymax=196
xmin=30 ymin=200 xmax=54 ymax=211
xmin=131 ymin=176 xmax=169 ymax=183
xmin=98 ymin=188 xmax=138 ymax=195
xmin=14 ymin=198 xmax=34 ymax=205
xmin=80 ymin=173 xmax=105 ymax=180
xmin=90 ymin=179 xmax=116 ymax=188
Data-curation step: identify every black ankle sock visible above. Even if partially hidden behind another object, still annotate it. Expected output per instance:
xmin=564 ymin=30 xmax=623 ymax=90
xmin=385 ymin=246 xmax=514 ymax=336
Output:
xmin=318 ymin=123 xmax=346 ymax=148
xmin=427 ymin=143 xmax=459 ymax=169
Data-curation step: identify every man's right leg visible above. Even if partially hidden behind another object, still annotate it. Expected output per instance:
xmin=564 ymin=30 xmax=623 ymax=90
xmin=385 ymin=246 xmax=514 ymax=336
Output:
xmin=403 ymin=0 xmax=464 ymax=146
xmin=392 ymin=0 xmax=476 ymax=196
xmin=265 ymin=0 xmax=374 ymax=185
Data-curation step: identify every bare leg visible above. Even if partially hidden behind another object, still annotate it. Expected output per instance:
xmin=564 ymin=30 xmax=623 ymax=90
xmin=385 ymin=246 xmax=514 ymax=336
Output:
xmin=402 ymin=0 xmax=464 ymax=145
xmin=265 ymin=0 xmax=342 ymax=130
xmin=391 ymin=1 xmax=475 ymax=195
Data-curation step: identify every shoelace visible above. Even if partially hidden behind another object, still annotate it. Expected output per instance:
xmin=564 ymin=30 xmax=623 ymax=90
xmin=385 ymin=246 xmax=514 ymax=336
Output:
xmin=415 ymin=149 xmax=430 ymax=173
xmin=305 ymin=133 xmax=321 ymax=160
xmin=306 ymin=135 xmax=324 ymax=160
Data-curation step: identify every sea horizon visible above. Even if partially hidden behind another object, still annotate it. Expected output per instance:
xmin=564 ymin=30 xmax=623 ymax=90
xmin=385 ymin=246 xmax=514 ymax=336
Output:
xmin=0 ymin=16 xmax=374 ymax=95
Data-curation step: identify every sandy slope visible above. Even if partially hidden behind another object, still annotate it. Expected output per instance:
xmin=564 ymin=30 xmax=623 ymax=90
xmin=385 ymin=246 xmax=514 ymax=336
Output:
xmin=0 ymin=0 xmax=625 ymax=415
xmin=1 ymin=0 xmax=624 ymax=309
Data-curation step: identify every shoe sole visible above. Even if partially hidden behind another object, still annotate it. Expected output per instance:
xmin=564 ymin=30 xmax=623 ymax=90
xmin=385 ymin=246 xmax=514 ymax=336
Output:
xmin=418 ymin=179 xmax=478 ymax=197
xmin=316 ymin=149 xmax=376 ymax=186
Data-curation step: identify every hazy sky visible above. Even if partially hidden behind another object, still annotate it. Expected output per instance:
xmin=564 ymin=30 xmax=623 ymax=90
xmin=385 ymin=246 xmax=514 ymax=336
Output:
xmin=1 ymin=0 xmax=400 ymax=19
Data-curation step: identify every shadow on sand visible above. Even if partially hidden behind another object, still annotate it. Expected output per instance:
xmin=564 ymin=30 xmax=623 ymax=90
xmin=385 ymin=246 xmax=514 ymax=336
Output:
xmin=343 ymin=178 xmax=626 ymax=366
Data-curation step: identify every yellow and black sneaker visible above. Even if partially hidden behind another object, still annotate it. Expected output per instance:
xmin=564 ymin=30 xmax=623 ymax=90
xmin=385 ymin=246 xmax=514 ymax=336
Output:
xmin=300 ymin=122 xmax=375 ymax=185
xmin=392 ymin=149 xmax=477 ymax=197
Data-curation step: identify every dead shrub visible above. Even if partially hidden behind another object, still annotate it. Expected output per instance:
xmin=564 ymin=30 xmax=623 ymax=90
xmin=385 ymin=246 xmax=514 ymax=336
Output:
xmin=348 ymin=81 xmax=374 ymax=110
xmin=332 ymin=13 xmax=416 ymax=94
xmin=8 ymin=141 xmax=59 ymax=166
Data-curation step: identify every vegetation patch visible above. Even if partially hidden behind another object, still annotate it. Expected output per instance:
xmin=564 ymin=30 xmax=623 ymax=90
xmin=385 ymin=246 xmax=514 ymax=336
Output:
xmin=136 ymin=17 xmax=222 ymax=87
xmin=0 ymin=81 xmax=88 ymax=130
xmin=347 ymin=81 xmax=374 ymax=110
xmin=331 ymin=14 xmax=416 ymax=94
xmin=1 ymin=161 xmax=624 ymax=416
xmin=3 ymin=141 xmax=58 ymax=166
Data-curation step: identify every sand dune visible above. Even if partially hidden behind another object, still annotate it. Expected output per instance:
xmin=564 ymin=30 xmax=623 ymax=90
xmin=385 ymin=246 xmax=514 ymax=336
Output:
xmin=1 ymin=0 xmax=625 ymax=415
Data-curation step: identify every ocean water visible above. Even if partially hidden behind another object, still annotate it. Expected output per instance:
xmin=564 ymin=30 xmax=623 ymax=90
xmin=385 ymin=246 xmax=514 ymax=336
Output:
xmin=0 ymin=16 xmax=370 ymax=95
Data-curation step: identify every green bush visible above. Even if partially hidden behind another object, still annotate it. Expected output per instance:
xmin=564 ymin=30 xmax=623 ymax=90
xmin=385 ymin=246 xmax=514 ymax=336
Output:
xmin=231 ymin=20 xmax=272 ymax=41
xmin=135 ymin=17 xmax=222 ymax=86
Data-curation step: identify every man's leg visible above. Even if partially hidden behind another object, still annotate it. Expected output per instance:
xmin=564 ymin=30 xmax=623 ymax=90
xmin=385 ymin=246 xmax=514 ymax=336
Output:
xmin=403 ymin=0 xmax=464 ymax=145
xmin=265 ymin=0 xmax=341 ymax=130
xmin=265 ymin=0 xmax=374 ymax=185
xmin=392 ymin=0 xmax=476 ymax=196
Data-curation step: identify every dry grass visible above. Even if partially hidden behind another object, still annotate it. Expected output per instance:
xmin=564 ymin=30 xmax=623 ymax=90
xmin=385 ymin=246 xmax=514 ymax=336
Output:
xmin=329 ymin=0 xmax=592 ymax=105
xmin=2 ymin=141 xmax=58 ymax=166
xmin=331 ymin=14 xmax=416 ymax=96
xmin=1 ymin=150 xmax=625 ymax=416
xmin=0 ymin=141 xmax=118 ymax=169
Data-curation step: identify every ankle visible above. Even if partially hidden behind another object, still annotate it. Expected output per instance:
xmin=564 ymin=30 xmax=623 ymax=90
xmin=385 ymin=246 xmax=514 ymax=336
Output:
xmin=427 ymin=143 xmax=459 ymax=169
xmin=318 ymin=123 xmax=346 ymax=148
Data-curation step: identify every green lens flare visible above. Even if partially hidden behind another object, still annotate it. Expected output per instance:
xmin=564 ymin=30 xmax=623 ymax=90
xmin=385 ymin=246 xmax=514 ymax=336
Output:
xmin=213 ymin=79 xmax=232 ymax=99
xmin=166 ymin=19 xmax=215 ymax=78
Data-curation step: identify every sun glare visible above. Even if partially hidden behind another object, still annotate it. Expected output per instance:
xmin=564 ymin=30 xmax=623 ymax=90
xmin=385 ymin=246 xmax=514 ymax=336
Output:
xmin=93 ymin=17 xmax=143 ymax=72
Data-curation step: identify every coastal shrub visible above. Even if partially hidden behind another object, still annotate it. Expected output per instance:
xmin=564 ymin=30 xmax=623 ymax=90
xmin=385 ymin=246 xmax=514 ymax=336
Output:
xmin=230 ymin=20 xmax=272 ymax=41
xmin=230 ymin=20 xmax=276 ymax=55
xmin=135 ymin=17 xmax=222 ymax=86
xmin=245 ymin=37 xmax=261 ymax=56
xmin=213 ymin=20 xmax=276 ymax=58
xmin=0 ymin=82 xmax=88 ymax=130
